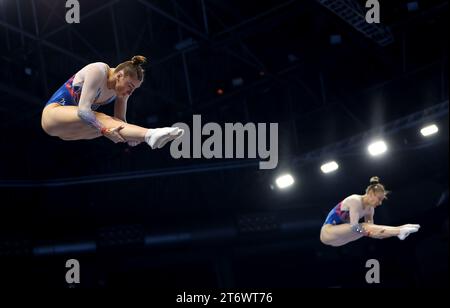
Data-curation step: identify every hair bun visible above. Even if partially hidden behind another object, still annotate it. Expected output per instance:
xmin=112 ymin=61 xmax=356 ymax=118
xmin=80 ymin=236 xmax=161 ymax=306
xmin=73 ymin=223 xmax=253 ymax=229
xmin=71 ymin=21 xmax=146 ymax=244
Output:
xmin=131 ymin=55 xmax=147 ymax=66
xmin=370 ymin=176 xmax=380 ymax=185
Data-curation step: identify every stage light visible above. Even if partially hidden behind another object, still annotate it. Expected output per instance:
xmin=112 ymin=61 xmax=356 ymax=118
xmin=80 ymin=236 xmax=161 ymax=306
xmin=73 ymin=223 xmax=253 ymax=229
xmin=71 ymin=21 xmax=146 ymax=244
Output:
xmin=368 ymin=140 xmax=388 ymax=156
xmin=420 ymin=124 xmax=438 ymax=137
xmin=275 ymin=174 xmax=295 ymax=189
xmin=321 ymin=161 xmax=339 ymax=174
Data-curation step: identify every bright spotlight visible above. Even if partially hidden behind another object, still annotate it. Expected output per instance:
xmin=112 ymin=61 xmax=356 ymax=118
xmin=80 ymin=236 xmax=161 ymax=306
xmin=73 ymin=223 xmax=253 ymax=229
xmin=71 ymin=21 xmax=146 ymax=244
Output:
xmin=321 ymin=161 xmax=339 ymax=174
xmin=275 ymin=174 xmax=295 ymax=189
xmin=420 ymin=124 xmax=439 ymax=137
xmin=368 ymin=140 xmax=388 ymax=156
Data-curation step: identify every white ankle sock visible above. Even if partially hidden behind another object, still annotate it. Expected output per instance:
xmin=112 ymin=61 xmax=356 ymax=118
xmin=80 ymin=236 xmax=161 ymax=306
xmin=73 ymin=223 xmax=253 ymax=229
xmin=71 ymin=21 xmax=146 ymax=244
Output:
xmin=145 ymin=127 xmax=180 ymax=149
xmin=145 ymin=129 xmax=155 ymax=144
xmin=398 ymin=226 xmax=419 ymax=240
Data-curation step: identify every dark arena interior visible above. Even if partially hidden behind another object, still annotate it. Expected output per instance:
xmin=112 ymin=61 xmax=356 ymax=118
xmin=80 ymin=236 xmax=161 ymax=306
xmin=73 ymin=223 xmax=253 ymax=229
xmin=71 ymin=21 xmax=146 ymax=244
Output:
xmin=0 ymin=0 xmax=448 ymax=291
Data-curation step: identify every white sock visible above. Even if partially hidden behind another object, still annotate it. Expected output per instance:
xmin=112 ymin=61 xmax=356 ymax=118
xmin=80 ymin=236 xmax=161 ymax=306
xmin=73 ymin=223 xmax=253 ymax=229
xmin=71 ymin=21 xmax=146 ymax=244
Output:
xmin=145 ymin=129 xmax=155 ymax=145
xmin=157 ymin=128 xmax=184 ymax=149
xmin=145 ymin=127 xmax=181 ymax=149
xmin=398 ymin=226 xmax=420 ymax=240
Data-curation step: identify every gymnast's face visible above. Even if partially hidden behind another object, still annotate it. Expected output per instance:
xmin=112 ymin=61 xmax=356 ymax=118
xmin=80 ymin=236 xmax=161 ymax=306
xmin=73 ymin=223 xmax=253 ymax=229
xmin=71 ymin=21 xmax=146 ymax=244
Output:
xmin=368 ymin=191 xmax=386 ymax=208
xmin=115 ymin=71 xmax=142 ymax=97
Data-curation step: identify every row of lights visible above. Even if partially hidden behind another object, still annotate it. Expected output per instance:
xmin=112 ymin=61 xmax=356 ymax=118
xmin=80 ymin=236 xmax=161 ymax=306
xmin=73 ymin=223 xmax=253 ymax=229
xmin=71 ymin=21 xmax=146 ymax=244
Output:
xmin=275 ymin=123 xmax=440 ymax=189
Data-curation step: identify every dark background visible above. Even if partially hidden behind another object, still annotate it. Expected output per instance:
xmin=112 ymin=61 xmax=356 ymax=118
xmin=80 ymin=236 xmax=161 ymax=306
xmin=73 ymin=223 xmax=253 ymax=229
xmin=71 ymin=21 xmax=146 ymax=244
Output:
xmin=0 ymin=0 xmax=448 ymax=288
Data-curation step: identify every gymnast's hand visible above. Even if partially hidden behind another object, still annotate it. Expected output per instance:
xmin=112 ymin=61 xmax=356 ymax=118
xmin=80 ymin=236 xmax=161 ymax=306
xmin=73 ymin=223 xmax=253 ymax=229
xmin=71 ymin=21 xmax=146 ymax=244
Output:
xmin=103 ymin=125 xmax=126 ymax=143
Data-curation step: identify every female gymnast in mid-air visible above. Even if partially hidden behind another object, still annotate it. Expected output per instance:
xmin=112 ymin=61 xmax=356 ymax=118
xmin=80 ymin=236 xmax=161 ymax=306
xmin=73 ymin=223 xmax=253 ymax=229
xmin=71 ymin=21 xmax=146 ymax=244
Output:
xmin=320 ymin=177 xmax=421 ymax=247
xmin=41 ymin=55 xmax=183 ymax=149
